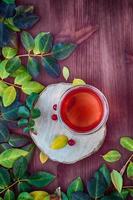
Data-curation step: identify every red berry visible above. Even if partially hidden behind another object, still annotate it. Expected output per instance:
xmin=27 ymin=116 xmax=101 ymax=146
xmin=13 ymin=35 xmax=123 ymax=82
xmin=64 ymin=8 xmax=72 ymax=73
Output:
xmin=68 ymin=139 xmax=76 ymax=146
xmin=51 ymin=114 xmax=58 ymax=121
xmin=53 ymin=104 xmax=57 ymax=110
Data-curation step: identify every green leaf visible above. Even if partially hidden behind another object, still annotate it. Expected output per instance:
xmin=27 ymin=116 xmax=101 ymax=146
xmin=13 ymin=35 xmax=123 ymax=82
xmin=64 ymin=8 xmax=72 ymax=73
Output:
xmin=2 ymin=0 xmax=15 ymax=4
xmin=128 ymin=189 xmax=133 ymax=197
xmin=101 ymin=194 xmax=123 ymax=200
xmin=14 ymin=72 xmax=32 ymax=85
xmin=15 ymin=5 xmax=34 ymax=16
xmin=102 ymin=150 xmax=121 ymax=163
xmin=13 ymin=157 xmax=27 ymax=178
xmin=72 ymin=192 xmax=91 ymax=200
xmin=61 ymin=192 xmax=68 ymax=200
xmin=22 ymin=81 xmax=44 ymax=95
xmin=87 ymin=171 xmax=107 ymax=198
xmin=31 ymin=108 xmax=41 ymax=118
xmin=21 ymin=31 xmax=34 ymax=52
xmin=33 ymin=32 xmax=52 ymax=54
xmin=0 ymin=60 xmax=9 ymax=79
xmin=41 ymin=56 xmax=61 ymax=78
xmin=62 ymin=66 xmax=70 ymax=80
xmin=26 ymin=93 xmax=39 ymax=110
xmin=14 ymin=14 xmax=39 ymax=30
xmin=111 ymin=170 xmax=123 ymax=193
xmin=6 ymin=56 xmax=21 ymax=73
xmin=4 ymin=189 xmax=15 ymax=200
xmin=52 ymin=43 xmax=76 ymax=60
xmin=41 ymin=32 xmax=53 ymax=53
xmin=121 ymin=189 xmax=129 ymax=199
xmin=4 ymin=18 xmax=20 ymax=32
xmin=0 ymin=122 xmax=10 ymax=143
xmin=27 ymin=57 xmax=40 ymax=78
xmin=17 ymin=192 xmax=33 ymax=200
xmin=0 ymin=148 xmax=28 ymax=168
xmin=17 ymin=182 xmax=31 ymax=193
xmin=2 ymin=47 xmax=17 ymax=59
xmin=0 ymin=2 xmax=15 ymax=18
xmin=0 ymin=81 xmax=8 ymax=96
xmin=18 ymin=119 xmax=29 ymax=127
xmin=7 ymin=31 xmax=17 ymax=49
xmin=0 ymin=167 xmax=11 ymax=189
xmin=102 ymin=190 xmax=129 ymax=200
xmin=27 ymin=171 xmax=55 ymax=187
xmin=0 ymin=22 xmax=14 ymax=47
xmin=67 ymin=177 xmax=84 ymax=200
xmin=18 ymin=106 xmax=30 ymax=118
xmin=28 ymin=119 xmax=35 ymax=127
xmin=1 ymin=100 xmax=21 ymax=120
xmin=22 ymin=144 xmax=35 ymax=163
xmin=2 ymin=86 xmax=16 ymax=107
xmin=9 ymin=134 xmax=30 ymax=147
xmin=120 ymin=137 xmax=133 ymax=151
xmin=127 ymin=161 xmax=133 ymax=180
xmin=0 ymin=143 xmax=12 ymax=153
xmin=23 ymin=127 xmax=31 ymax=133
xmin=11 ymin=65 xmax=27 ymax=77
xmin=99 ymin=164 xmax=111 ymax=187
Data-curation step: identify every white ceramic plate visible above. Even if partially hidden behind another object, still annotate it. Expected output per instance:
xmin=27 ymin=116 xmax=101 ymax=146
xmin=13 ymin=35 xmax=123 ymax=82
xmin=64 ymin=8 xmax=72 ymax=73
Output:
xmin=31 ymin=83 xmax=106 ymax=164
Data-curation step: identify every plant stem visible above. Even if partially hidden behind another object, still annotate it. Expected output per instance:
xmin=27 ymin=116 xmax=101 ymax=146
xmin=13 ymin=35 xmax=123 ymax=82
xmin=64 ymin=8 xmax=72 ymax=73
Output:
xmin=0 ymin=180 xmax=19 ymax=194
xmin=123 ymin=186 xmax=133 ymax=189
xmin=0 ymin=79 xmax=21 ymax=89
xmin=0 ymin=179 xmax=27 ymax=194
xmin=120 ymin=154 xmax=133 ymax=176
xmin=19 ymin=52 xmax=52 ymax=58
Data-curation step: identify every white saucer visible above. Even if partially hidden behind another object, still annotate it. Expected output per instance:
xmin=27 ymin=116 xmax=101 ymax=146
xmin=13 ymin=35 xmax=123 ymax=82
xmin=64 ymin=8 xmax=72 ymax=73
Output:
xmin=31 ymin=83 xmax=106 ymax=164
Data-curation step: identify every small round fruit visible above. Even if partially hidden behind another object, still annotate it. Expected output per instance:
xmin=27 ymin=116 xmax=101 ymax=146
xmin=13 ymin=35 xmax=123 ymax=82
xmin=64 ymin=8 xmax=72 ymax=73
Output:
xmin=68 ymin=139 xmax=76 ymax=146
xmin=51 ymin=114 xmax=58 ymax=121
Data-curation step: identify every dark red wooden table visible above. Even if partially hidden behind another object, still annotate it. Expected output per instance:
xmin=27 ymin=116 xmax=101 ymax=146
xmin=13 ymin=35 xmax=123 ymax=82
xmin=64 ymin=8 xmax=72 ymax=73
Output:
xmin=18 ymin=0 xmax=133 ymax=194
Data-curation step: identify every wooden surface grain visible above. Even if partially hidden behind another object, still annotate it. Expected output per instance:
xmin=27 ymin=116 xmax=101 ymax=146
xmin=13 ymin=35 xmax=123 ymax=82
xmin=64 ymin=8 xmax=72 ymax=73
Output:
xmin=18 ymin=0 xmax=133 ymax=194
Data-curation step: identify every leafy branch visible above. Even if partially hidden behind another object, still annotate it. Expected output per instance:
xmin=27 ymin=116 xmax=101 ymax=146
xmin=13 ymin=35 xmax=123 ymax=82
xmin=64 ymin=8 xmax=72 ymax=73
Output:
xmin=17 ymin=93 xmax=41 ymax=133
xmin=0 ymin=65 xmax=44 ymax=107
xmin=102 ymin=136 xmax=133 ymax=199
xmin=0 ymin=31 xmax=76 ymax=108
xmin=0 ymin=0 xmax=39 ymax=48
xmin=0 ymin=180 xmax=20 ymax=195
xmin=120 ymin=154 xmax=133 ymax=176
xmin=0 ymin=155 xmax=55 ymax=199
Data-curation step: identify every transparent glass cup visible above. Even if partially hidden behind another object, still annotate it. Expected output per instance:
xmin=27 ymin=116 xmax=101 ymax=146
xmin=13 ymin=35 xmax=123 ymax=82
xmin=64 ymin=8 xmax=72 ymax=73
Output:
xmin=58 ymin=85 xmax=109 ymax=135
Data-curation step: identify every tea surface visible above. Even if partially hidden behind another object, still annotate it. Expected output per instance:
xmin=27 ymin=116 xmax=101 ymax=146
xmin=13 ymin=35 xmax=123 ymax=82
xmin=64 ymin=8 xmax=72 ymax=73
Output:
xmin=60 ymin=87 xmax=104 ymax=132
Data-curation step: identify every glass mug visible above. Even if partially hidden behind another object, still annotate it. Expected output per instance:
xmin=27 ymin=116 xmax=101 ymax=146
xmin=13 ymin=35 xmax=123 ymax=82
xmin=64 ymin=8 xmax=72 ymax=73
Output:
xmin=58 ymin=85 xmax=109 ymax=135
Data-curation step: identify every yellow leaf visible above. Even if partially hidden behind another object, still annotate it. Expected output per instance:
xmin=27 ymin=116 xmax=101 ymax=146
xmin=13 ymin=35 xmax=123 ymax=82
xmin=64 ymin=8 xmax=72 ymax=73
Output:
xmin=0 ymin=81 xmax=8 ymax=97
xmin=2 ymin=86 xmax=16 ymax=107
xmin=62 ymin=66 xmax=70 ymax=80
xmin=39 ymin=152 xmax=48 ymax=164
xmin=72 ymin=78 xmax=86 ymax=86
xmin=50 ymin=135 xmax=68 ymax=150
xmin=0 ymin=60 xmax=9 ymax=79
xmin=30 ymin=191 xmax=49 ymax=200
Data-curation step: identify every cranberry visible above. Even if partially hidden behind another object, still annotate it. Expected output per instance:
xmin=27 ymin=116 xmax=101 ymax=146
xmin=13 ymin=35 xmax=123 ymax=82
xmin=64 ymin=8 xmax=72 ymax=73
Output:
xmin=53 ymin=104 xmax=57 ymax=110
xmin=68 ymin=139 xmax=76 ymax=146
xmin=51 ymin=114 xmax=58 ymax=121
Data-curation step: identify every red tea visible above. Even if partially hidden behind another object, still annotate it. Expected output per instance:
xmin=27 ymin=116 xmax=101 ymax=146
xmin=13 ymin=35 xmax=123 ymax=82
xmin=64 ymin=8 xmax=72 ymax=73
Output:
xmin=60 ymin=87 xmax=104 ymax=133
